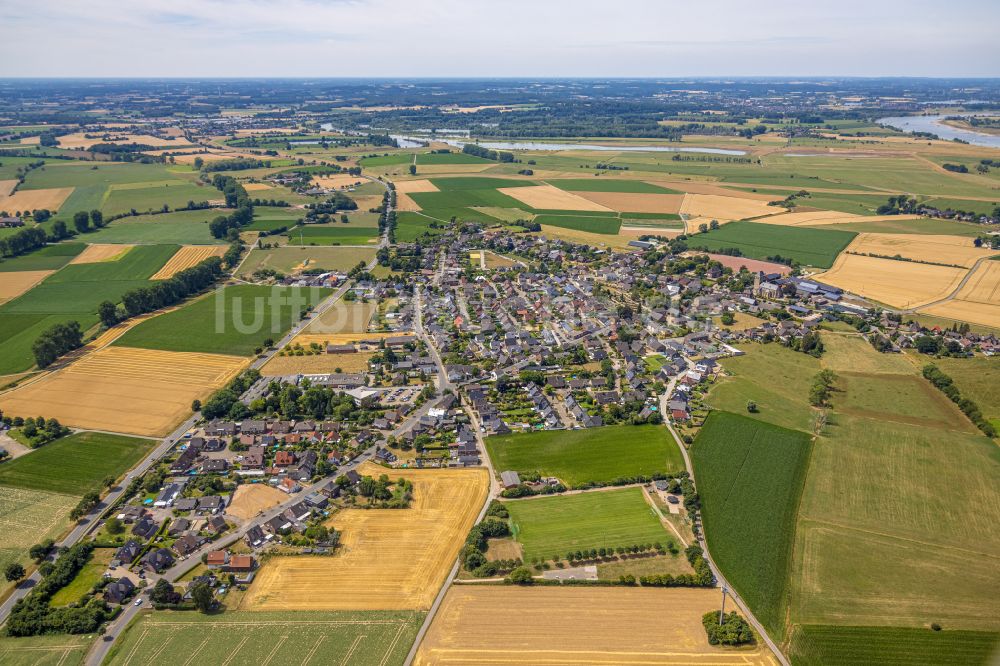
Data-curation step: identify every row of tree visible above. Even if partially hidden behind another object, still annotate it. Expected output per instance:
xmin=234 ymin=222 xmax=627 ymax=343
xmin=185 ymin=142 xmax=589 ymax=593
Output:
xmin=7 ymin=543 xmax=111 ymax=636
xmin=462 ymin=143 xmax=515 ymax=162
xmin=922 ymin=364 xmax=997 ymax=437
xmin=32 ymin=321 xmax=83 ymax=369
xmin=100 ymin=256 xmax=223 ymax=326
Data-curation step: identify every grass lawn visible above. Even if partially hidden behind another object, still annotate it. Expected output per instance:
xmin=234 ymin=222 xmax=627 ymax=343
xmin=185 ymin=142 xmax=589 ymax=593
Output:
xmin=928 ymin=355 xmax=1000 ymax=422
xmin=0 ymin=633 xmax=92 ymax=666
xmin=113 ymin=284 xmax=330 ymax=356
xmin=707 ymin=342 xmax=819 ymax=432
xmin=285 ymin=225 xmax=379 ymax=246
xmin=101 ymin=181 xmax=214 ymax=217
xmin=595 ymin=552 xmax=693 ymax=579
xmin=105 ymin=610 xmax=424 ymax=666
xmin=485 ymin=424 xmax=683 ymax=487
xmin=834 ymin=371 xmax=972 ymax=431
xmin=49 ymin=547 xmax=114 ymax=607
xmin=692 ymin=411 xmax=813 ymax=636
xmin=0 ymin=431 xmax=156 ymax=495
xmin=416 ymin=152 xmax=492 ymax=165
xmin=788 ymin=625 xmax=1000 ymax=666
xmin=238 ymin=246 xmax=376 ymax=278
xmin=505 ymin=487 xmax=670 ymax=562
xmin=689 ymin=221 xmax=856 ymax=268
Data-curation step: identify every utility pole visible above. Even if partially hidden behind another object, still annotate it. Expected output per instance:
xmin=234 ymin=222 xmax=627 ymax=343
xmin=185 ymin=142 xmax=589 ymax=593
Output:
xmin=719 ymin=585 xmax=729 ymax=626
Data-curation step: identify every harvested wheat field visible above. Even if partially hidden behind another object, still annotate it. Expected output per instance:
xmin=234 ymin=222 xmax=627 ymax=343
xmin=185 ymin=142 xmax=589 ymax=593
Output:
xmin=0 ymin=179 xmax=17 ymax=196
xmin=414 ymin=587 xmax=778 ymax=666
xmin=289 ymin=332 xmax=395 ymax=348
xmin=573 ymin=191 xmax=684 ymax=214
xmin=0 ymin=270 xmax=53 ymax=303
xmin=649 ymin=180 xmax=776 ymax=200
xmin=150 ymin=245 xmax=227 ymax=279
xmin=757 ymin=212 xmax=925 ymax=228
xmin=538 ymin=225 xmax=634 ymax=250
xmin=243 ymin=462 xmax=488 ymax=611
xmin=920 ymin=260 xmax=1000 ymax=328
xmin=260 ymin=352 xmax=372 ymax=377
xmin=0 ymin=187 xmax=74 ymax=213
xmin=227 ymin=484 xmax=289 ymax=521
xmin=70 ymin=243 xmax=134 ymax=264
xmin=680 ymin=194 xmax=777 ymax=221
xmin=313 ymin=174 xmax=366 ymax=189
xmin=242 ymin=182 xmax=273 ymax=192
xmin=302 ymin=301 xmax=377 ymax=335
xmin=500 ymin=184 xmax=613 ymax=212
xmin=394 ymin=179 xmax=439 ymax=195
xmin=394 ymin=180 xmax=438 ymax=212
xmin=0 ymin=346 xmax=246 ymax=437
xmin=57 ymin=132 xmax=190 ymax=150
xmin=844 ymin=233 xmax=995 ymax=268
xmin=817 ymin=253 xmax=968 ymax=309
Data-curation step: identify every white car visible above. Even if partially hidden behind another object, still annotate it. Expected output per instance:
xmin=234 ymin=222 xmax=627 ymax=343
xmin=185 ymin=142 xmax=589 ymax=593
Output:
xmin=134 ymin=597 xmax=143 ymax=606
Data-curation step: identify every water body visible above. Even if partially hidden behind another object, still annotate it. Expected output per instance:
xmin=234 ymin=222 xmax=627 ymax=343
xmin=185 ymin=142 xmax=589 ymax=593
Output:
xmin=319 ymin=123 xmax=746 ymax=155
xmin=877 ymin=114 xmax=1000 ymax=148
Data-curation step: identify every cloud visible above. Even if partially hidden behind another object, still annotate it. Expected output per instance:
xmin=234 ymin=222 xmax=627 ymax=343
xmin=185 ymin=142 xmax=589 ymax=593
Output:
xmin=0 ymin=0 xmax=997 ymax=77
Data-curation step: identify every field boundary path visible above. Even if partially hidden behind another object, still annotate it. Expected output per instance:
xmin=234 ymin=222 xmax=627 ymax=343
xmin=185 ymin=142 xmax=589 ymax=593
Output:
xmin=908 ymin=253 xmax=1000 ymax=313
xmin=659 ymin=366 xmax=791 ymax=666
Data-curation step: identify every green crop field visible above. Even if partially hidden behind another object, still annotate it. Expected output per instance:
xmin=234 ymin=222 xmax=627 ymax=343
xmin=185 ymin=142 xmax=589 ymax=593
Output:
xmin=416 ymin=152 xmax=492 ymax=165
xmin=0 ymin=633 xmax=91 ymax=666
xmin=710 ymin=338 xmax=1000 ymax=637
xmin=0 ymin=244 xmax=177 ymax=373
xmin=114 ymin=284 xmax=330 ymax=356
xmin=534 ymin=213 xmax=622 ymax=234
xmin=360 ymin=153 xmax=414 ymax=166
xmin=429 ymin=177 xmax=535 ymax=191
xmin=692 ymin=411 xmax=812 ymax=636
xmin=395 ymin=212 xmax=450 ymax=241
xmin=689 ymin=221 xmax=856 ymax=268
xmin=505 ymin=487 xmax=671 ymax=562
xmin=0 ymin=242 xmax=85 ymax=272
xmin=0 ymin=431 xmax=155 ymax=495
xmin=84 ymin=210 xmax=226 ymax=245
xmin=547 ymin=178 xmax=681 ymax=193
xmin=484 ymin=424 xmax=683 ymax=487
xmin=788 ymin=625 xmax=1000 ymax=666
xmin=101 ymin=181 xmax=214 ymax=216
xmin=105 ymin=610 xmax=424 ymax=666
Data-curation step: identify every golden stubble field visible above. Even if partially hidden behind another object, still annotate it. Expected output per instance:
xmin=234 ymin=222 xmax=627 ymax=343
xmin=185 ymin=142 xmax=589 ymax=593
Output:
xmin=921 ymin=259 xmax=1000 ymax=328
xmin=572 ymin=191 xmax=684 ymax=214
xmin=414 ymin=586 xmax=778 ymax=666
xmin=242 ymin=462 xmax=489 ymax=611
xmin=260 ymin=352 xmax=372 ymax=377
xmin=0 ymin=346 xmax=246 ymax=437
xmin=312 ymin=174 xmax=367 ymax=189
xmin=149 ymin=245 xmax=226 ymax=279
xmin=817 ymin=253 xmax=968 ymax=309
xmin=0 ymin=270 xmax=53 ymax=304
xmin=844 ymin=233 xmax=995 ymax=268
xmin=70 ymin=244 xmax=134 ymax=264
xmin=227 ymin=484 xmax=289 ymax=521
xmin=680 ymin=193 xmax=778 ymax=221
xmin=500 ymin=184 xmax=613 ymax=212
xmin=0 ymin=187 xmax=74 ymax=214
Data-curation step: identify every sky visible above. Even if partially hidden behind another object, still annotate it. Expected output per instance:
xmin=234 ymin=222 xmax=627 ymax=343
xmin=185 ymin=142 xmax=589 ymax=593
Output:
xmin=1 ymin=0 xmax=998 ymax=78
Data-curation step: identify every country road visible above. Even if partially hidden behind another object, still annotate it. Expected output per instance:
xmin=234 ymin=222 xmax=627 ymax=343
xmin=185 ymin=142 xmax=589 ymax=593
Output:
xmin=659 ymin=368 xmax=792 ymax=666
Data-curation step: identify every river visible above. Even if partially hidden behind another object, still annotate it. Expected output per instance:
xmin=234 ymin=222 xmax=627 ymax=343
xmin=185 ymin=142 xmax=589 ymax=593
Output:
xmin=319 ymin=123 xmax=746 ymax=155
xmin=877 ymin=114 xmax=1000 ymax=148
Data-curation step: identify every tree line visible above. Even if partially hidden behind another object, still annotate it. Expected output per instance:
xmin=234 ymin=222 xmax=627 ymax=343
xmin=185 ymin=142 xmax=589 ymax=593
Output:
xmin=462 ymin=143 xmax=515 ymax=162
xmin=99 ymin=256 xmax=224 ymax=327
xmin=922 ymin=364 xmax=996 ymax=437
xmin=32 ymin=321 xmax=83 ymax=369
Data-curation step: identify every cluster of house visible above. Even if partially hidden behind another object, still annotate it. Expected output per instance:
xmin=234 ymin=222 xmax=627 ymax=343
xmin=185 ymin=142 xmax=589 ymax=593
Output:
xmin=0 ymin=216 xmax=24 ymax=228
xmin=243 ymin=477 xmax=343 ymax=549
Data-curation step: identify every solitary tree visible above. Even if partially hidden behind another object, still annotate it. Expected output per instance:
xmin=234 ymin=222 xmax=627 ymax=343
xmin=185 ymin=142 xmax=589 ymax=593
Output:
xmin=4 ymin=562 xmax=25 ymax=583
xmin=190 ymin=582 xmax=214 ymax=613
